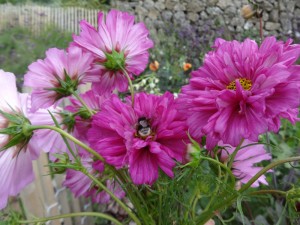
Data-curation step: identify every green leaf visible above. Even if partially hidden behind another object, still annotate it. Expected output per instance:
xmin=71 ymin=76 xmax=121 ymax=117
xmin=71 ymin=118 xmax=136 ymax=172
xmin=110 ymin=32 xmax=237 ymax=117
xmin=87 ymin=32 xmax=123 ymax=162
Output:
xmin=237 ymin=196 xmax=246 ymax=225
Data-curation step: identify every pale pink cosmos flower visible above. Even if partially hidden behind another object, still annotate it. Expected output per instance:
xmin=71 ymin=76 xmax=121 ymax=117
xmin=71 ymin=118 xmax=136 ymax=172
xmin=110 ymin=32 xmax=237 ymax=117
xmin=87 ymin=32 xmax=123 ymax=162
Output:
xmin=28 ymin=107 xmax=73 ymax=160
xmin=73 ymin=9 xmax=154 ymax=94
xmin=219 ymin=140 xmax=272 ymax=187
xmin=24 ymin=46 xmax=94 ymax=112
xmin=0 ymin=70 xmax=41 ymax=209
xmin=178 ymin=37 xmax=300 ymax=149
xmin=88 ymin=92 xmax=188 ymax=185
xmin=63 ymin=156 xmax=125 ymax=203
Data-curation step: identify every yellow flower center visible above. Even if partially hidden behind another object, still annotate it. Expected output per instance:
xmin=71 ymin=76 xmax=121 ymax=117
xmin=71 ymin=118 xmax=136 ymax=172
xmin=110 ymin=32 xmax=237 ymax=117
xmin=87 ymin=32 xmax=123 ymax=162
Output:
xmin=226 ymin=78 xmax=252 ymax=90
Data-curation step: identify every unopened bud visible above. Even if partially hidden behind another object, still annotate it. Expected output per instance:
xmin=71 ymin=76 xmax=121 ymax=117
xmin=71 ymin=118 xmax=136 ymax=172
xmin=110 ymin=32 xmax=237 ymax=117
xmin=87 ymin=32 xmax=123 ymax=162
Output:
xmin=183 ymin=62 xmax=192 ymax=71
xmin=149 ymin=61 xmax=159 ymax=72
xmin=241 ymin=5 xmax=255 ymax=19
xmin=51 ymin=153 xmax=71 ymax=174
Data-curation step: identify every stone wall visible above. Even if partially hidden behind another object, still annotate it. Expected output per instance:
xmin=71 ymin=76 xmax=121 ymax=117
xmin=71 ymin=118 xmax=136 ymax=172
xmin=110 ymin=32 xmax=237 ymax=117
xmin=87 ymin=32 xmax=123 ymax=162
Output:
xmin=110 ymin=0 xmax=300 ymax=43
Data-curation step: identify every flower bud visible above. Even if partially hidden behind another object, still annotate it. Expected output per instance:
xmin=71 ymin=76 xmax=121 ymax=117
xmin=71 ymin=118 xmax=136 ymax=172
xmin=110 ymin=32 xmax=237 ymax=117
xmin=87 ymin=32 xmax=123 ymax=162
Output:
xmin=183 ymin=62 xmax=192 ymax=71
xmin=149 ymin=61 xmax=159 ymax=72
xmin=51 ymin=153 xmax=71 ymax=174
xmin=241 ymin=5 xmax=255 ymax=19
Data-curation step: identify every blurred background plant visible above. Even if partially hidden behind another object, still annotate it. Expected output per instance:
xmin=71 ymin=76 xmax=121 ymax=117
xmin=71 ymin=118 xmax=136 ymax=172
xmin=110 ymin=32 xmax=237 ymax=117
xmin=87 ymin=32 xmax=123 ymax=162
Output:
xmin=0 ymin=26 xmax=72 ymax=88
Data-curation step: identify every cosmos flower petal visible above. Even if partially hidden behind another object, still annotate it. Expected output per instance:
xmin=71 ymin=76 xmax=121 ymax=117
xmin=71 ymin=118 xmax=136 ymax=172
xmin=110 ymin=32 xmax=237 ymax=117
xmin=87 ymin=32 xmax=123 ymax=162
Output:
xmin=0 ymin=149 xmax=34 ymax=210
xmin=219 ymin=140 xmax=272 ymax=187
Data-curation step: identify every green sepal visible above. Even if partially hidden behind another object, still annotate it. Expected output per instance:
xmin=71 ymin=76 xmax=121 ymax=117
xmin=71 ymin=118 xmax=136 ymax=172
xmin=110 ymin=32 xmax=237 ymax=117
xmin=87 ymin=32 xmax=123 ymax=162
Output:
xmin=45 ymin=70 xmax=79 ymax=100
xmin=48 ymin=154 xmax=81 ymax=175
xmin=0 ymin=133 xmax=31 ymax=152
xmin=0 ymin=109 xmax=23 ymax=124
xmin=0 ymin=109 xmax=33 ymax=152
xmin=104 ymin=49 xmax=125 ymax=71
xmin=59 ymin=111 xmax=76 ymax=133
xmin=77 ymin=107 xmax=92 ymax=120
xmin=0 ymin=126 xmax=22 ymax=135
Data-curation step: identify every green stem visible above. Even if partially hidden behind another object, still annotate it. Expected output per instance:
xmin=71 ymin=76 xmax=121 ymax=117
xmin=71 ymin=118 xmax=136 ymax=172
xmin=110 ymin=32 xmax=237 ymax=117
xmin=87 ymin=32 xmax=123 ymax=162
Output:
xmin=71 ymin=90 xmax=95 ymax=116
xmin=191 ymin=192 xmax=200 ymax=219
xmin=204 ymin=156 xmax=222 ymax=212
xmin=29 ymin=125 xmax=104 ymax=161
xmin=83 ymin=171 xmax=141 ymax=225
xmin=227 ymin=139 xmax=244 ymax=169
xmin=116 ymin=170 xmax=154 ymax=225
xmin=121 ymin=67 xmax=135 ymax=107
xmin=17 ymin=212 xmax=122 ymax=225
xmin=201 ymin=156 xmax=236 ymax=184
xmin=239 ymin=156 xmax=300 ymax=193
xmin=248 ymin=190 xmax=286 ymax=196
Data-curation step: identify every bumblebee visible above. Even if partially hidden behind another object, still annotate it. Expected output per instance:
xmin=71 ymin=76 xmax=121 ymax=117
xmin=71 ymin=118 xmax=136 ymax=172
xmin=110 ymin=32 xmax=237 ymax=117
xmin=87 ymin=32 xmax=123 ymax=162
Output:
xmin=137 ymin=117 xmax=151 ymax=138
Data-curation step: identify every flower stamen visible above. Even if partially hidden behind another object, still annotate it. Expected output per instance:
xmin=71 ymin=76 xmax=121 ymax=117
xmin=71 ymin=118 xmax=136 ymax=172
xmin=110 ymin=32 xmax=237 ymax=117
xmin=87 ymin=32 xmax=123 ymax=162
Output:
xmin=227 ymin=78 xmax=252 ymax=90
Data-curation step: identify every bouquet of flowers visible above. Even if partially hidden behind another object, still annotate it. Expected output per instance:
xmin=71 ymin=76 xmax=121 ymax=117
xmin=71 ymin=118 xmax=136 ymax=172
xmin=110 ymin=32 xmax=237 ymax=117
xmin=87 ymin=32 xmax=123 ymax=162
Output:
xmin=1 ymin=9 xmax=300 ymax=225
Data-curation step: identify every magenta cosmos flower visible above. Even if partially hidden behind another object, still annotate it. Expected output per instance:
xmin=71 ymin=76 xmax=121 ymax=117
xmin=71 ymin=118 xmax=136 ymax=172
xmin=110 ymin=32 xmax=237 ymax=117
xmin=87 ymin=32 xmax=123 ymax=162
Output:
xmin=178 ymin=37 xmax=300 ymax=149
xmin=218 ymin=139 xmax=272 ymax=187
xmin=73 ymin=9 xmax=154 ymax=94
xmin=0 ymin=70 xmax=41 ymax=209
xmin=24 ymin=46 xmax=94 ymax=112
xmin=63 ymin=155 xmax=125 ymax=203
xmin=88 ymin=92 xmax=188 ymax=185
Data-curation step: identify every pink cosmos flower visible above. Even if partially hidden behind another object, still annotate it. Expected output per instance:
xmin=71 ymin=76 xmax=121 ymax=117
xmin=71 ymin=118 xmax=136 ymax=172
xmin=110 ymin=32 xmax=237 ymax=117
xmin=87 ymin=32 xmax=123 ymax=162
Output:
xmin=63 ymin=156 xmax=125 ymax=203
xmin=73 ymin=9 xmax=154 ymax=94
xmin=88 ymin=92 xmax=188 ymax=185
xmin=178 ymin=37 xmax=300 ymax=149
xmin=28 ymin=106 xmax=73 ymax=160
xmin=24 ymin=46 xmax=94 ymax=112
xmin=218 ymin=140 xmax=272 ymax=187
xmin=0 ymin=70 xmax=40 ymax=209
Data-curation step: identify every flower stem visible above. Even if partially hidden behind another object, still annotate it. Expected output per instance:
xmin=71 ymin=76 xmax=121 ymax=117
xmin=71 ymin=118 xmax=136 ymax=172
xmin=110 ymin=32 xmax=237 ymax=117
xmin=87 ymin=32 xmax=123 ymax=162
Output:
xmin=201 ymin=156 xmax=236 ymax=184
xmin=121 ymin=67 xmax=135 ymax=108
xmin=248 ymin=190 xmax=286 ymax=196
xmin=29 ymin=125 xmax=104 ymax=162
xmin=116 ymin=170 xmax=154 ymax=225
xmin=17 ymin=212 xmax=122 ymax=225
xmin=259 ymin=16 xmax=263 ymax=41
xmin=239 ymin=156 xmax=300 ymax=193
xmin=71 ymin=90 xmax=95 ymax=116
xmin=227 ymin=139 xmax=244 ymax=169
xmin=83 ymin=171 xmax=141 ymax=225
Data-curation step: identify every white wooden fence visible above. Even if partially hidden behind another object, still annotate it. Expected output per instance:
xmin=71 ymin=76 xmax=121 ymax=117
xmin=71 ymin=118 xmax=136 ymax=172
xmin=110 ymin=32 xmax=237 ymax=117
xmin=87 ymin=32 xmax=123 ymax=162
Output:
xmin=0 ymin=4 xmax=99 ymax=34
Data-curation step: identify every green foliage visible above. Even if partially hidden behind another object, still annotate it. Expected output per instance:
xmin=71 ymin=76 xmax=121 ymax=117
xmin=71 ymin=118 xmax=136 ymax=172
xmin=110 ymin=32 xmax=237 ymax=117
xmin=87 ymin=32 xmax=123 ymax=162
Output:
xmin=0 ymin=210 xmax=22 ymax=225
xmin=0 ymin=25 xmax=72 ymax=85
xmin=59 ymin=0 xmax=110 ymax=9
